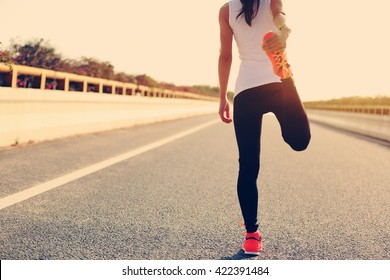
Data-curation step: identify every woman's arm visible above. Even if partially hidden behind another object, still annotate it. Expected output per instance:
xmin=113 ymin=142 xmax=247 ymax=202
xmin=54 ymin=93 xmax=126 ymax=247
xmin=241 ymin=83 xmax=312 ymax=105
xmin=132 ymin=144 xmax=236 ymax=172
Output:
xmin=218 ymin=3 xmax=233 ymax=124
xmin=271 ymin=0 xmax=291 ymax=35
xmin=263 ymin=0 xmax=291 ymax=52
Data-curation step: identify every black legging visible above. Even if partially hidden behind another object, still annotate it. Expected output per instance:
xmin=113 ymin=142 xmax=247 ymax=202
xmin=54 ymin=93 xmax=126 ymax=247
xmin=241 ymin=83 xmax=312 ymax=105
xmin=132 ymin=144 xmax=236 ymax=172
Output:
xmin=233 ymin=78 xmax=311 ymax=233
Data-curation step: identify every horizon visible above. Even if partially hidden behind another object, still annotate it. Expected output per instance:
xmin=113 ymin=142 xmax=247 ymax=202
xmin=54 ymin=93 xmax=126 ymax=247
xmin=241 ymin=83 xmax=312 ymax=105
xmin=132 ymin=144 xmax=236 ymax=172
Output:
xmin=1 ymin=0 xmax=390 ymax=102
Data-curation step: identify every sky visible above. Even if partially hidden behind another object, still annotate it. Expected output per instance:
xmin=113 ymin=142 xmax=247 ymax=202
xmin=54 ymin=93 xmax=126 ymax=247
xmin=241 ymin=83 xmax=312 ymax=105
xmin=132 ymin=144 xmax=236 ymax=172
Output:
xmin=1 ymin=0 xmax=390 ymax=101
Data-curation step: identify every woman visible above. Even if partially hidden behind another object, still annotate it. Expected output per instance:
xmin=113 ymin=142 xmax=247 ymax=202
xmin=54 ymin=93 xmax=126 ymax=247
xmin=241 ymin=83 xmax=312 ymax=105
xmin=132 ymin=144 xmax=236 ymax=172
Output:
xmin=218 ymin=0 xmax=311 ymax=255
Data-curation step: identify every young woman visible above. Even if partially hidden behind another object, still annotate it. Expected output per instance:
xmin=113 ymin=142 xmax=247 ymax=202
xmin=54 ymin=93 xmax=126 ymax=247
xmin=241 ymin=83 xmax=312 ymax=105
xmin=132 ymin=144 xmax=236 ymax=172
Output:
xmin=218 ymin=0 xmax=311 ymax=255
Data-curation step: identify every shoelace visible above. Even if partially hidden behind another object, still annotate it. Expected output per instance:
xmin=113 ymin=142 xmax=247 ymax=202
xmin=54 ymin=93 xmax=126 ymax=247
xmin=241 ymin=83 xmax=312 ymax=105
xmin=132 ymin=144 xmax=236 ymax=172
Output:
xmin=272 ymin=50 xmax=290 ymax=75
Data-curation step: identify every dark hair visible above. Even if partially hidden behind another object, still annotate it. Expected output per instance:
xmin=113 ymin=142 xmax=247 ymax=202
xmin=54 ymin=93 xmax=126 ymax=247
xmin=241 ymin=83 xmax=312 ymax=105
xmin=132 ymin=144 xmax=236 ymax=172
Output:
xmin=236 ymin=0 xmax=260 ymax=26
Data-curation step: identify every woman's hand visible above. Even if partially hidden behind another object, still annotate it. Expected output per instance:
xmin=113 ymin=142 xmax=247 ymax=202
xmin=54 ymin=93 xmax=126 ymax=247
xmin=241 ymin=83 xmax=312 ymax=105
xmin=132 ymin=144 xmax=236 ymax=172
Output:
xmin=262 ymin=31 xmax=288 ymax=52
xmin=219 ymin=97 xmax=232 ymax=124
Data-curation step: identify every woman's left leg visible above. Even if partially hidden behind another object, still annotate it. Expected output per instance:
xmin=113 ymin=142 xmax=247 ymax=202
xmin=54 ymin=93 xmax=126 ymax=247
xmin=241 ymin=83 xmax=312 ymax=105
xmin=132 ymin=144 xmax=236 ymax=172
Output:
xmin=233 ymin=91 xmax=263 ymax=234
xmin=233 ymin=84 xmax=281 ymax=233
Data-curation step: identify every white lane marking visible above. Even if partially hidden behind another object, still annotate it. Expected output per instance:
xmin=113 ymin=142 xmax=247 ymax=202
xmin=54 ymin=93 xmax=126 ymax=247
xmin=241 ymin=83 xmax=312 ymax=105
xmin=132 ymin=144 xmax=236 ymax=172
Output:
xmin=0 ymin=119 xmax=219 ymax=210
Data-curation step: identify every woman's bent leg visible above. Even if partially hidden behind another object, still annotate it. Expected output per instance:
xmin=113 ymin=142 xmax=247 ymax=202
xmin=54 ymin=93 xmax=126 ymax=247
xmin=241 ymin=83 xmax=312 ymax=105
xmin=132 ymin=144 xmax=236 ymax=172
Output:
xmin=275 ymin=78 xmax=311 ymax=151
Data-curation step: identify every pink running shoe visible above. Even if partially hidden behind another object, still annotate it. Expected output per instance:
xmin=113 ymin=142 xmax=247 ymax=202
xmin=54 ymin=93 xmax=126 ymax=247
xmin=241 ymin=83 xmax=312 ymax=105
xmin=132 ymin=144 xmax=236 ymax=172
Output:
xmin=263 ymin=31 xmax=293 ymax=80
xmin=242 ymin=230 xmax=262 ymax=255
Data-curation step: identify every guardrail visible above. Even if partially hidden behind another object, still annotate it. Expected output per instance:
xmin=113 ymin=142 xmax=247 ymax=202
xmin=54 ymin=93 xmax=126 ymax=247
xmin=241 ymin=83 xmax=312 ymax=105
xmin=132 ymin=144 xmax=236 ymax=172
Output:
xmin=304 ymin=104 xmax=390 ymax=116
xmin=0 ymin=63 xmax=217 ymax=101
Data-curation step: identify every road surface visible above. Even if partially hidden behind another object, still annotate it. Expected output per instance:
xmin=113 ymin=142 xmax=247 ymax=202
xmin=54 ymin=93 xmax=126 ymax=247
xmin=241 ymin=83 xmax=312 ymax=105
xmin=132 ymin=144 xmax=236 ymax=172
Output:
xmin=0 ymin=114 xmax=389 ymax=260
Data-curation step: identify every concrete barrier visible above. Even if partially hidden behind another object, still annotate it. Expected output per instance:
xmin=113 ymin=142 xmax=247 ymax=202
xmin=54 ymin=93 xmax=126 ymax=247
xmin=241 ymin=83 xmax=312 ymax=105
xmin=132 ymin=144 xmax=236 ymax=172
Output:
xmin=0 ymin=63 xmax=218 ymax=101
xmin=0 ymin=87 xmax=218 ymax=147
xmin=307 ymin=109 xmax=390 ymax=142
xmin=304 ymin=104 xmax=390 ymax=116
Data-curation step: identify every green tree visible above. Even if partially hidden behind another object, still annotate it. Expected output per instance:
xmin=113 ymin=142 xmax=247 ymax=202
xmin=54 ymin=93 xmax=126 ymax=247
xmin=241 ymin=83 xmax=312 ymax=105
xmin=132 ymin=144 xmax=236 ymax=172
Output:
xmin=11 ymin=38 xmax=62 ymax=70
xmin=55 ymin=58 xmax=78 ymax=74
xmin=75 ymin=57 xmax=115 ymax=80
xmin=190 ymin=84 xmax=232 ymax=99
xmin=0 ymin=42 xmax=13 ymax=64
xmin=135 ymin=74 xmax=160 ymax=87
xmin=160 ymin=82 xmax=177 ymax=91
xmin=115 ymin=72 xmax=137 ymax=84
xmin=4 ymin=37 xmax=226 ymax=98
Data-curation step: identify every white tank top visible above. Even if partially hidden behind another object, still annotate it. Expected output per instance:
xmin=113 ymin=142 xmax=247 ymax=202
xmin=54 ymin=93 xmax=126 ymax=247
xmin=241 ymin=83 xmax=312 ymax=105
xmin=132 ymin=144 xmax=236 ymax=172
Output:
xmin=229 ymin=0 xmax=281 ymax=97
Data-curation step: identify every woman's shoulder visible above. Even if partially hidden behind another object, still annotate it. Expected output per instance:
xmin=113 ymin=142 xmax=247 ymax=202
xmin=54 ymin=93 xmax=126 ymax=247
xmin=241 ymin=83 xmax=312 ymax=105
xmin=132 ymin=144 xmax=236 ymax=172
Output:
xmin=220 ymin=2 xmax=229 ymax=13
xmin=219 ymin=2 xmax=229 ymax=19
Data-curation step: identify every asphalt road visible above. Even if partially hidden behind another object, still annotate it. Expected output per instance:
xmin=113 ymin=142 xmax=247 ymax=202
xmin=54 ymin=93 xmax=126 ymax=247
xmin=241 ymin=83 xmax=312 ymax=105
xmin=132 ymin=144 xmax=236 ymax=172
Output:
xmin=0 ymin=114 xmax=389 ymax=260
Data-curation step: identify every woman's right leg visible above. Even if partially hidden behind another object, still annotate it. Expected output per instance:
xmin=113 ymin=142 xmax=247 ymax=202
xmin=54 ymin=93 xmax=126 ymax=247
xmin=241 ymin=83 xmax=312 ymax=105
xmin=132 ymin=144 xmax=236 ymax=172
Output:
xmin=274 ymin=78 xmax=311 ymax=151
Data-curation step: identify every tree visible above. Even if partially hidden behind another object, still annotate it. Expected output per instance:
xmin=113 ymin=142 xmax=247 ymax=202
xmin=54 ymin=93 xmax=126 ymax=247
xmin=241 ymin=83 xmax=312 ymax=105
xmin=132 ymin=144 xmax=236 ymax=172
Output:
xmin=55 ymin=58 xmax=79 ymax=74
xmin=0 ymin=42 xmax=13 ymax=64
xmin=115 ymin=72 xmax=137 ymax=84
xmin=4 ymin=37 xmax=225 ymax=97
xmin=11 ymin=38 xmax=62 ymax=70
xmin=75 ymin=57 xmax=115 ymax=80
xmin=135 ymin=74 xmax=160 ymax=87
xmin=160 ymin=82 xmax=177 ymax=91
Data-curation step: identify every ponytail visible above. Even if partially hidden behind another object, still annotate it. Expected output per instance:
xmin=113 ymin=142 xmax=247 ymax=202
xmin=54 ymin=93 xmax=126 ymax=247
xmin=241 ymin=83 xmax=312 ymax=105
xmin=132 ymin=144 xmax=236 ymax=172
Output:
xmin=236 ymin=0 xmax=261 ymax=26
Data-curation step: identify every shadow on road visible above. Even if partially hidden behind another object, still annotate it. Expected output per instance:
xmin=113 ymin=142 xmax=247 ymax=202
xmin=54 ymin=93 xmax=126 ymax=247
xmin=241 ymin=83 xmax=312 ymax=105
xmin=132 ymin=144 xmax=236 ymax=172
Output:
xmin=220 ymin=249 xmax=259 ymax=260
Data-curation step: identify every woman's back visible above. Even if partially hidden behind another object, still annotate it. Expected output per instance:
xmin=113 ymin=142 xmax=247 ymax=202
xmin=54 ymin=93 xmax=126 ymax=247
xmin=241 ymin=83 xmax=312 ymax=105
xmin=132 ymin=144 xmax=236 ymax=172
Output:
xmin=229 ymin=0 xmax=280 ymax=96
